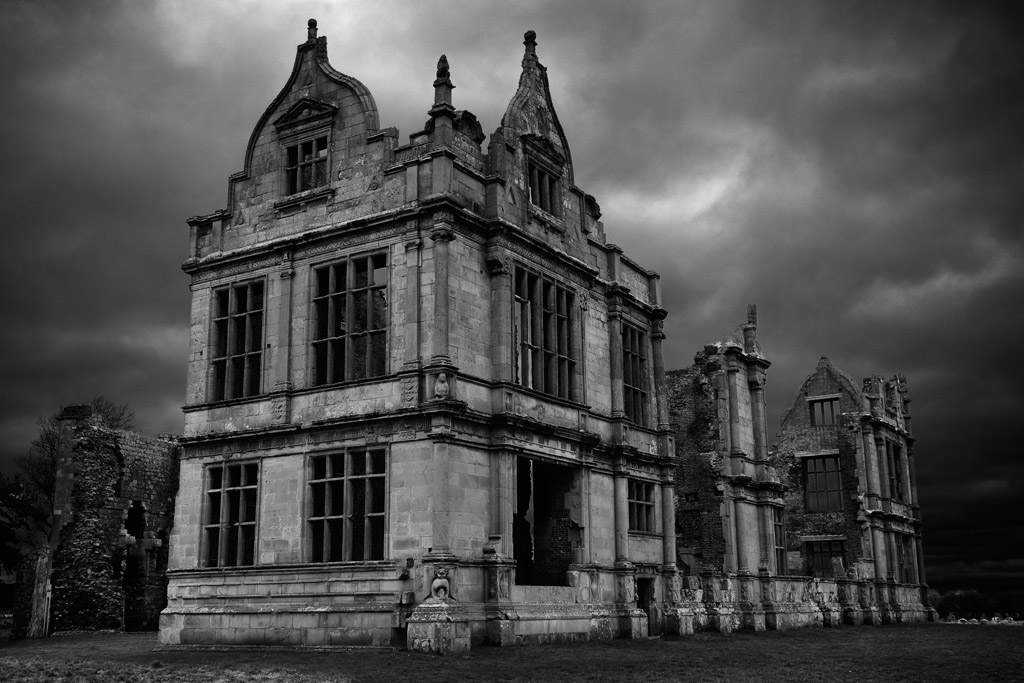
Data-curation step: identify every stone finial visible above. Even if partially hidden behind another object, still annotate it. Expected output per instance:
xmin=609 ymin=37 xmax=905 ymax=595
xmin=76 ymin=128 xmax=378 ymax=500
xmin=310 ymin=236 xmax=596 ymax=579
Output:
xmin=747 ymin=303 xmax=757 ymax=327
xmin=307 ymin=18 xmax=318 ymax=40
xmin=524 ymin=29 xmax=537 ymax=56
xmin=432 ymin=54 xmax=454 ymax=108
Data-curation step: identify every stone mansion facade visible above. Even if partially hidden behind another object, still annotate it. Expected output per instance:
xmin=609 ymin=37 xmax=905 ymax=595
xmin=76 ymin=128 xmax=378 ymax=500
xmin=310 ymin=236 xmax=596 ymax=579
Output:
xmin=159 ymin=21 xmax=931 ymax=651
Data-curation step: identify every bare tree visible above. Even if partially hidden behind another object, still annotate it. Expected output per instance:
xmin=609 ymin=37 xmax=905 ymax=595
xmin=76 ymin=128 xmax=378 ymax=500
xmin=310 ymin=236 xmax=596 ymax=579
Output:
xmin=0 ymin=397 xmax=135 ymax=572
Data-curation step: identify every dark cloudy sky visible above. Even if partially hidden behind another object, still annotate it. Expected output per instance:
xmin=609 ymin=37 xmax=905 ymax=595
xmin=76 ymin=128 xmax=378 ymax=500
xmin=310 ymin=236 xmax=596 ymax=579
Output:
xmin=1 ymin=0 xmax=1021 ymax=593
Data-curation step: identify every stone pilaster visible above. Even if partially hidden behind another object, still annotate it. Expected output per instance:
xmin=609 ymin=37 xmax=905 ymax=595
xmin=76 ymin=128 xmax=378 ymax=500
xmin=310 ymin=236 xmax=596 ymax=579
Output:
xmin=661 ymin=478 xmax=676 ymax=570
xmin=613 ymin=472 xmax=629 ymax=563
xmin=651 ymin=314 xmax=670 ymax=430
xmin=430 ymin=219 xmax=454 ymax=366
xmin=486 ymin=248 xmax=514 ymax=384
xmin=271 ymin=252 xmax=294 ymax=424
xmin=402 ymin=232 xmax=422 ymax=370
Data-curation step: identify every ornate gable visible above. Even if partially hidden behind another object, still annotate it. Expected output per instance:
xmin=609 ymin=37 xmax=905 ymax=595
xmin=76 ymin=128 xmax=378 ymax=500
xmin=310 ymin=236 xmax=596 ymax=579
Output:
xmin=273 ymin=98 xmax=338 ymax=138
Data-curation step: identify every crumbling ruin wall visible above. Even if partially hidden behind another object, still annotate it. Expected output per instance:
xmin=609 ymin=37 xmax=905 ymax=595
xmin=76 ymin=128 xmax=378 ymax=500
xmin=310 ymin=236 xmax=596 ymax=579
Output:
xmin=48 ymin=420 xmax=179 ymax=633
xmin=666 ymin=361 xmax=726 ymax=574
xmin=50 ymin=425 xmax=125 ymax=631
xmin=771 ymin=360 xmax=865 ymax=577
xmin=117 ymin=431 xmax=179 ymax=630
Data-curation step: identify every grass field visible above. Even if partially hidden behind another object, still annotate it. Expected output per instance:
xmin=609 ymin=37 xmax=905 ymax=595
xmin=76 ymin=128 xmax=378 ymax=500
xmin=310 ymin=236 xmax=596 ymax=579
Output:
xmin=1 ymin=623 xmax=1021 ymax=683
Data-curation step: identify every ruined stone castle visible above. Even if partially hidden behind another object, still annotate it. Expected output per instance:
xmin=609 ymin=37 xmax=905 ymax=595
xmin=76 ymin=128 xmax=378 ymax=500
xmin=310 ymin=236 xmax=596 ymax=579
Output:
xmin=157 ymin=21 xmax=932 ymax=651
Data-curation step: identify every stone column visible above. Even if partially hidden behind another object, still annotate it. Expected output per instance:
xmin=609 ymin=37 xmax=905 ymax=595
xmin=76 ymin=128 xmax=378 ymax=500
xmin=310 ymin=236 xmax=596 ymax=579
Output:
xmin=898 ymin=442 xmax=913 ymax=505
xmin=723 ymin=493 xmax=738 ymax=573
xmin=275 ymin=252 xmax=294 ymax=387
xmin=608 ymin=298 xmax=625 ymax=419
xmin=861 ymin=426 xmax=881 ymax=507
xmin=491 ymin=450 xmax=515 ymax=557
xmin=428 ymin=432 xmax=454 ymax=557
xmin=651 ymin=315 xmax=670 ymax=430
xmin=734 ymin=498 xmax=758 ymax=573
xmin=871 ymin=524 xmax=888 ymax=580
xmin=661 ymin=479 xmax=676 ymax=569
xmin=914 ymin=534 xmax=927 ymax=586
xmin=906 ymin=443 xmax=919 ymax=507
xmin=748 ymin=370 xmax=767 ymax=462
xmin=614 ymin=473 xmax=629 ymax=563
xmin=271 ymin=252 xmax=294 ymax=425
xmin=726 ymin=364 xmax=742 ymax=460
xmin=403 ymin=232 xmax=422 ymax=369
xmin=430 ymin=219 xmax=454 ymax=366
xmin=486 ymin=249 xmax=513 ymax=383
xmin=876 ymin=435 xmax=892 ymax=501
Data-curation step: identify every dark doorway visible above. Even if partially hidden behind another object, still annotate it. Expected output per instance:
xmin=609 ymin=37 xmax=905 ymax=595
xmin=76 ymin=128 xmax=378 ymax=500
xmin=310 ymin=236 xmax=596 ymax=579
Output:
xmin=123 ymin=501 xmax=149 ymax=631
xmin=636 ymin=577 xmax=660 ymax=636
xmin=513 ymin=457 xmax=579 ymax=586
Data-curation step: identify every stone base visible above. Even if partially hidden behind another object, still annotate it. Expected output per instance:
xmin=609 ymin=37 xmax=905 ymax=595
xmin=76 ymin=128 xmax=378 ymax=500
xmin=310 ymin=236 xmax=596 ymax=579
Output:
xmin=664 ymin=606 xmax=695 ymax=636
xmin=407 ymin=601 xmax=472 ymax=654
xmin=708 ymin=607 xmax=736 ymax=634
xmin=737 ymin=606 xmax=766 ymax=632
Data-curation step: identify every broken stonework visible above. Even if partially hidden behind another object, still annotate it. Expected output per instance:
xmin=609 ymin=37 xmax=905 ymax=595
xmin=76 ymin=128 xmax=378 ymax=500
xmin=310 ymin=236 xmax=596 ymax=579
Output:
xmin=14 ymin=409 xmax=179 ymax=635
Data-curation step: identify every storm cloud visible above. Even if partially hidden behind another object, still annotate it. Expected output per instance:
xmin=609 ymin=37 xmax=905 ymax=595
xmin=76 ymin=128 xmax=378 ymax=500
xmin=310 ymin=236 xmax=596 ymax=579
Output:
xmin=1 ymin=0 xmax=1021 ymax=592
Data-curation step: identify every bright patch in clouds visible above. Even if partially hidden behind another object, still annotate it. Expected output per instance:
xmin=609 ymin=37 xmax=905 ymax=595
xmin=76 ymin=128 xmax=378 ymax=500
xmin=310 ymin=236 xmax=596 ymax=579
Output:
xmin=848 ymin=249 xmax=1022 ymax=322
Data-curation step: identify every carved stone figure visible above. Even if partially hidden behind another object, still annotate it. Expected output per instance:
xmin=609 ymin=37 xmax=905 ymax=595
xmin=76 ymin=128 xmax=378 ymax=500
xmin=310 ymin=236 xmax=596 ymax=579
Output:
xmin=434 ymin=372 xmax=450 ymax=399
xmin=427 ymin=567 xmax=453 ymax=603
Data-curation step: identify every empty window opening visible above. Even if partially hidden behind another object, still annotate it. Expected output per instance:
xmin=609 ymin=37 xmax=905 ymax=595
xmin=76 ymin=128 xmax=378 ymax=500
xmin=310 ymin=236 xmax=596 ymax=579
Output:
xmin=311 ymin=253 xmax=388 ymax=385
xmin=210 ymin=280 xmax=264 ymax=401
xmin=772 ymin=506 xmax=788 ymax=575
xmin=804 ymin=455 xmax=843 ymax=512
xmin=627 ymin=480 xmax=655 ymax=532
xmin=203 ymin=462 xmax=259 ymax=567
xmin=308 ymin=449 xmax=386 ymax=562
xmin=886 ymin=441 xmax=905 ymax=501
xmin=896 ymin=533 xmax=916 ymax=584
xmin=806 ymin=540 xmax=846 ymax=579
xmin=809 ymin=397 xmax=839 ymax=426
xmin=285 ymin=135 xmax=329 ymax=195
xmin=513 ymin=458 xmax=579 ymax=586
xmin=527 ymin=161 xmax=560 ymax=216
xmin=622 ymin=324 xmax=649 ymax=425
xmin=513 ymin=265 xmax=575 ymax=400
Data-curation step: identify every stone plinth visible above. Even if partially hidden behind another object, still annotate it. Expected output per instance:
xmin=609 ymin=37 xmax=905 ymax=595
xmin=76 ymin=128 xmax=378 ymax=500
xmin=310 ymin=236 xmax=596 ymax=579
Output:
xmin=407 ymin=601 xmax=472 ymax=654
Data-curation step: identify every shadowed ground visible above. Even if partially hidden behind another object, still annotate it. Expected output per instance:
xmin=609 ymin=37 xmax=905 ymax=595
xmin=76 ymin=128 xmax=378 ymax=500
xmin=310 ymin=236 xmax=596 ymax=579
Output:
xmin=1 ymin=623 xmax=1021 ymax=682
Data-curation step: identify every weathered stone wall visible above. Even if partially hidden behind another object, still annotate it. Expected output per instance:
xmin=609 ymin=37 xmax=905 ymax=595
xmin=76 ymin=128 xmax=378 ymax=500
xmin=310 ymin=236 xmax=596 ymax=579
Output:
xmin=48 ymin=419 xmax=179 ymax=633
xmin=774 ymin=358 xmax=873 ymax=576
xmin=665 ymin=362 xmax=727 ymax=574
